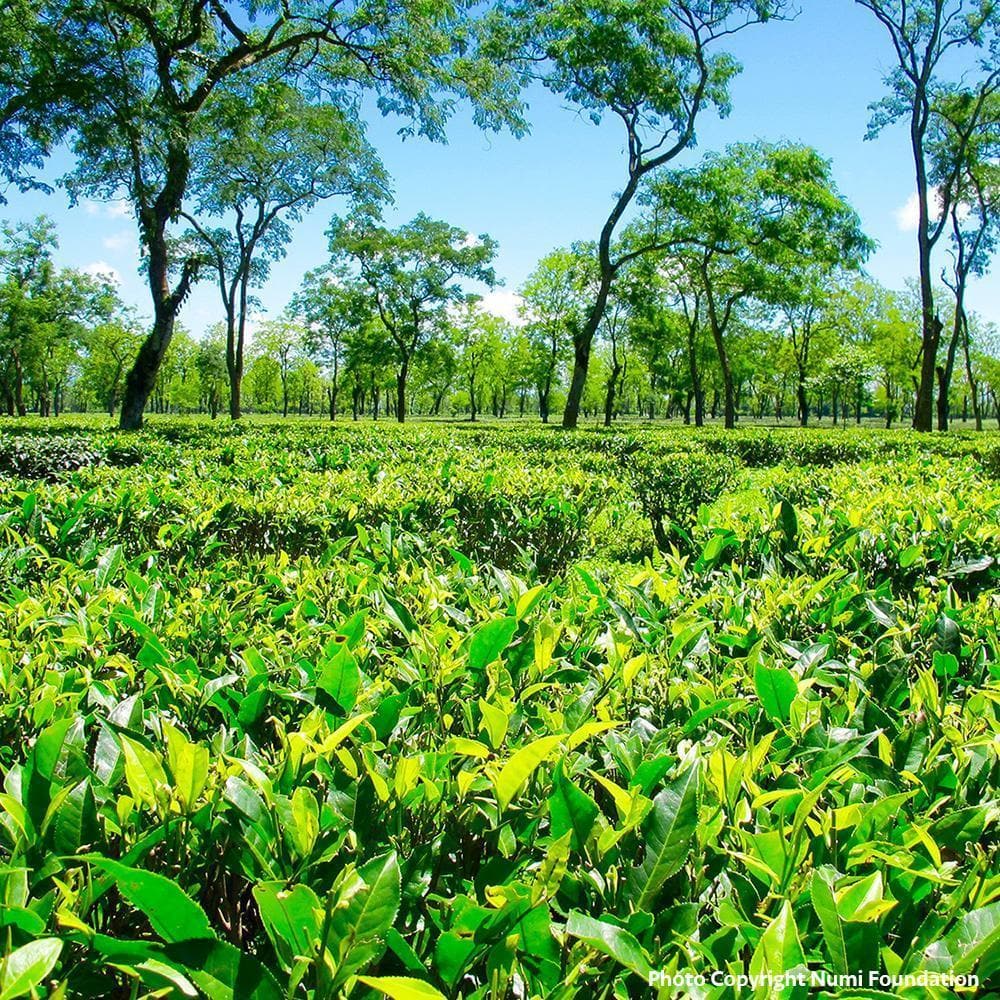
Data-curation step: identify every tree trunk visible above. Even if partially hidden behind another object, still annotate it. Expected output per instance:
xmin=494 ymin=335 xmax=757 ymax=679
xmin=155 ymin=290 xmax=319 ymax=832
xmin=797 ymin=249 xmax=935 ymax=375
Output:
xmin=226 ymin=299 xmax=245 ymax=420
xmin=707 ymin=323 xmax=735 ymax=429
xmin=396 ymin=359 xmax=408 ymax=423
xmin=229 ymin=369 xmax=242 ymax=421
xmin=937 ymin=295 xmax=964 ymax=431
xmin=120 ymin=141 xmax=194 ymax=430
xmin=603 ymin=363 xmax=621 ymax=428
xmin=120 ymin=310 xmax=174 ymax=429
xmin=910 ymin=108 xmax=939 ymax=433
xmin=12 ymin=356 xmax=26 ymax=417
xmin=797 ymin=374 xmax=809 ymax=426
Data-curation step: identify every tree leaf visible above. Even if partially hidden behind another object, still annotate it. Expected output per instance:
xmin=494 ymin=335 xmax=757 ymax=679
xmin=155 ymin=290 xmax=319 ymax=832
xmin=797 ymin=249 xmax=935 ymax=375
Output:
xmin=548 ymin=764 xmax=599 ymax=851
xmin=921 ymin=901 xmax=1000 ymax=977
xmin=494 ymin=735 xmax=563 ymax=812
xmin=317 ymin=645 xmax=361 ymax=713
xmin=811 ymin=869 xmax=848 ymax=975
xmin=753 ymin=662 xmax=798 ymax=723
xmin=478 ymin=699 xmax=508 ymax=749
xmin=160 ymin=939 xmax=283 ymax=1000
xmin=358 ymin=976 xmax=447 ymax=1000
xmin=252 ymin=882 xmax=322 ymax=970
xmin=163 ymin=721 xmax=210 ymax=811
xmin=95 ymin=543 xmax=123 ymax=589
xmin=327 ymin=851 xmax=401 ymax=982
xmin=749 ymin=900 xmax=806 ymax=978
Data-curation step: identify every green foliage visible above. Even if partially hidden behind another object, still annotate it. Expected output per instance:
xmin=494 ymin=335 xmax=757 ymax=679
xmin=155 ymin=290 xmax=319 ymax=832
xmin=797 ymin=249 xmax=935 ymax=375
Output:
xmin=628 ymin=451 xmax=737 ymax=549
xmin=1 ymin=418 xmax=1000 ymax=996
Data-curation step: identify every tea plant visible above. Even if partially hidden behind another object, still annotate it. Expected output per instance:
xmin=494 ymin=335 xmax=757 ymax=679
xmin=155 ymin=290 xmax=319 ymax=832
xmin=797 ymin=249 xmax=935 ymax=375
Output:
xmin=1 ymin=419 xmax=998 ymax=998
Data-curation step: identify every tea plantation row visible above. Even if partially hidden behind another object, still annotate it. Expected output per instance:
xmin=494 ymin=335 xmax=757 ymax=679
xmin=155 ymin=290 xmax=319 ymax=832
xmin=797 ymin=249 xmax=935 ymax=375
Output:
xmin=1 ymin=419 xmax=998 ymax=998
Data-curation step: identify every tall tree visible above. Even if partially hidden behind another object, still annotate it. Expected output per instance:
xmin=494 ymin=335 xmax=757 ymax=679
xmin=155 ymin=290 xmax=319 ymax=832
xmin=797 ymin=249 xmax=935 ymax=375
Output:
xmin=929 ymin=88 xmax=999 ymax=429
xmin=493 ymin=0 xmax=788 ymax=427
xmin=291 ymin=268 xmax=374 ymax=421
xmin=638 ymin=142 xmax=871 ymax=427
xmin=81 ymin=313 xmax=146 ymax=416
xmin=779 ymin=268 xmax=846 ymax=425
xmin=452 ymin=302 xmax=509 ymax=422
xmin=0 ymin=216 xmax=119 ymax=416
xmin=858 ymin=0 xmax=999 ymax=430
xmin=327 ymin=213 xmax=498 ymax=422
xmin=518 ymin=246 xmax=593 ymax=423
xmin=255 ymin=319 xmax=303 ymax=419
xmin=53 ymin=0 xmax=523 ymax=429
xmin=182 ymin=77 xmax=388 ymax=419
xmin=0 ymin=0 xmax=100 ymax=201
xmin=196 ymin=324 xmax=229 ymax=419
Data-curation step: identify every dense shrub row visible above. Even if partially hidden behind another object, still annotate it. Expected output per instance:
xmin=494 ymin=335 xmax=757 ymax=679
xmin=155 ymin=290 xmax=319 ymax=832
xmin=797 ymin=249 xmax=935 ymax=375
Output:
xmin=1 ymin=420 xmax=999 ymax=997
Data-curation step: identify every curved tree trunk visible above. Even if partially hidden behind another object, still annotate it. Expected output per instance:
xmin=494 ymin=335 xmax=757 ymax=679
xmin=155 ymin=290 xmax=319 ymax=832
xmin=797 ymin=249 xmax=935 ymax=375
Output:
xmin=120 ymin=309 xmax=174 ymax=429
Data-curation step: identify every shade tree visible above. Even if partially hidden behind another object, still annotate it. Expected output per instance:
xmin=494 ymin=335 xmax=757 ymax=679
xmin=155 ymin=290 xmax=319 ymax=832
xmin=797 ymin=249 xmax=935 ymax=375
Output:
xmin=182 ymin=76 xmax=389 ymax=420
xmin=45 ymin=0 xmax=524 ymax=429
xmin=858 ymin=0 xmax=999 ymax=430
xmin=637 ymin=141 xmax=872 ymax=427
xmin=518 ymin=246 xmax=595 ymax=423
xmin=291 ymin=268 xmax=375 ymax=421
xmin=492 ymin=0 xmax=790 ymax=427
xmin=929 ymin=87 xmax=999 ymax=429
xmin=327 ymin=213 xmax=498 ymax=422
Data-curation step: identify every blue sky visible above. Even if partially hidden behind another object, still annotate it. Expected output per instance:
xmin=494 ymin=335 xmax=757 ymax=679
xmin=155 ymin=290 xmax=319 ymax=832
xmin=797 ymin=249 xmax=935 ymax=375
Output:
xmin=5 ymin=0 xmax=998 ymax=336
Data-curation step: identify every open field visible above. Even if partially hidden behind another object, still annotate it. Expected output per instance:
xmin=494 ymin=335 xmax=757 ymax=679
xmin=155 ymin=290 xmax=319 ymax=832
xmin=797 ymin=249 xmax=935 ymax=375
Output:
xmin=2 ymin=420 xmax=1000 ymax=998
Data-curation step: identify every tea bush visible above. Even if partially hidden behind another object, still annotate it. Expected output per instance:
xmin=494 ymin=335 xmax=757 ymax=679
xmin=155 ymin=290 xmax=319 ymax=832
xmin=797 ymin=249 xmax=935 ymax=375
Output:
xmin=1 ymin=418 xmax=999 ymax=999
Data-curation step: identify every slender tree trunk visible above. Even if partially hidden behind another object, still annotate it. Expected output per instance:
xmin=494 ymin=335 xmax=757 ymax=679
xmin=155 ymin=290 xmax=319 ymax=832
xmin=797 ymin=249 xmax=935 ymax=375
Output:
xmin=396 ymin=358 xmax=408 ymax=423
xmin=603 ymin=362 xmax=621 ymax=428
xmin=962 ymin=314 xmax=982 ymax=432
xmin=937 ymin=290 xmax=965 ymax=431
xmin=229 ymin=370 xmax=242 ymax=421
xmin=910 ymin=106 xmax=940 ymax=433
xmin=687 ymin=325 xmax=705 ymax=428
xmin=227 ymin=284 xmax=246 ymax=420
xmin=705 ymin=317 xmax=735 ymax=429
xmin=797 ymin=373 xmax=809 ymax=426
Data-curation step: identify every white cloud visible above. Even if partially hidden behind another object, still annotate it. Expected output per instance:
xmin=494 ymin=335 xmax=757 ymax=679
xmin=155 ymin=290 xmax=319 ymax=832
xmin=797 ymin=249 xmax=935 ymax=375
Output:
xmin=894 ymin=192 xmax=924 ymax=232
xmin=102 ymin=230 xmax=135 ymax=251
xmin=82 ymin=261 xmax=122 ymax=285
xmin=894 ymin=187 xmax=969 ymax=232
xmin=480 ymin=289 xmax=525 ymax=326
xmin=81 ymin=198 xmax=133 ymax=220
